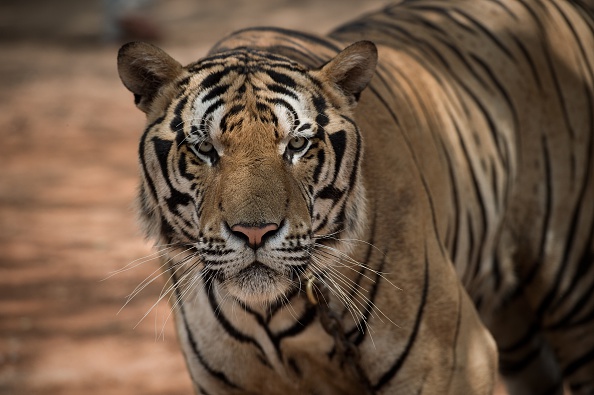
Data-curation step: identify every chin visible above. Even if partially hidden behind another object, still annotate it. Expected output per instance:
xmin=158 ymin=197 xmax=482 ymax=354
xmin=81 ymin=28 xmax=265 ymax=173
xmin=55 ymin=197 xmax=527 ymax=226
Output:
xmin=223 ymin=263 xmax=295 ymax=306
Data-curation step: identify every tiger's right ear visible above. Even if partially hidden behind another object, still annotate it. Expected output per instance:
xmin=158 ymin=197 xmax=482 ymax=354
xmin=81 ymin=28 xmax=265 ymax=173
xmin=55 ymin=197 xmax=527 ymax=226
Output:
xmin=117 ymin=42 xmax=183 ymax=113
xmin=318 ymin=40 xmax=378 ymax=105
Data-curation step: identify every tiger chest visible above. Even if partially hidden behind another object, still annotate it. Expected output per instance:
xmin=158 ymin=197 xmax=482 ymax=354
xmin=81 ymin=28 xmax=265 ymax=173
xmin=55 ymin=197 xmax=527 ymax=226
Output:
xmin=178 ymin=296 xmax=368 ymax=395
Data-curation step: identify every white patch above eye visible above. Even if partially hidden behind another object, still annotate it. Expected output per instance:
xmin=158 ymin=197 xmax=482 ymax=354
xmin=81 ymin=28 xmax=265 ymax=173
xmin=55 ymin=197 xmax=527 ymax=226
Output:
xmin=189 ymin=92 xmax=226 ymax=156
xmin=274 ymin=103 xmax=315 ymax=157
xmin=275 ymin=104 xmax=296 ymax=141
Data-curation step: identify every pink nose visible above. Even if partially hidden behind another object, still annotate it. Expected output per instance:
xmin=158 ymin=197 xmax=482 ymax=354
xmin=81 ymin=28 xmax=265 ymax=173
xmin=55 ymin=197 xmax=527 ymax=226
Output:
xmin=231 ymin=223 xmax=279 ymax=249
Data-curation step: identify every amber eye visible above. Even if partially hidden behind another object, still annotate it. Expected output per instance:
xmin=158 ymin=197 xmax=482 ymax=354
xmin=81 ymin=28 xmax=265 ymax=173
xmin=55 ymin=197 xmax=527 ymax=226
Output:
xmin=287 ymin=136 xmax=308 ymax=152
xmin=190 ymin=140 xmax=218 ymax=164
xmin=198 ymin=141 xmax=214 ymax=154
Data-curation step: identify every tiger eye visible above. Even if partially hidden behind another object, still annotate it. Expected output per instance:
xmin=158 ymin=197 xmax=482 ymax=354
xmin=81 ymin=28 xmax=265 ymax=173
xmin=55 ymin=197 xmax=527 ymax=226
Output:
xmin=198 ymin=141 xmax=214 ymax=154
xmin=288 ymin=136 xmax=307 ymax=151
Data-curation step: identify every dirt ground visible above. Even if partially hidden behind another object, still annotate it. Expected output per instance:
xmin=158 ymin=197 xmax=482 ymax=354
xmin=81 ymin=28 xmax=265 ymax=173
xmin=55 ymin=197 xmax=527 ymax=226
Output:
xmin=0 ymin=0 xmax=509 ymax=394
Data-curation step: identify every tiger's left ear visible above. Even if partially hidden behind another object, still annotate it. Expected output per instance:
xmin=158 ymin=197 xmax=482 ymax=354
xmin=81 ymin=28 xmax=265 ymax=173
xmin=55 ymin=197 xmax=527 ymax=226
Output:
xmin=319 ymin=41 xmax=378 ymax=104
xmin=117 ymin=41 xmax=183 ymax=113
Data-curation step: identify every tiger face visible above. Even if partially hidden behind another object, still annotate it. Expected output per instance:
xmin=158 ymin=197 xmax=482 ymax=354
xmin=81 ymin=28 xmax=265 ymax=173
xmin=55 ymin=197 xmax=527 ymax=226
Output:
xmin=118 ymin=41 xmax=377 ymax=306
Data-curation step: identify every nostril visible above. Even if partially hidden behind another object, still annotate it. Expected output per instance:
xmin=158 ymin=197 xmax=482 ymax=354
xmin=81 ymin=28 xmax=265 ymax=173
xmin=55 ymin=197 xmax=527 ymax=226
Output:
xmin=230 ymin=223 xmax=279 ymax=249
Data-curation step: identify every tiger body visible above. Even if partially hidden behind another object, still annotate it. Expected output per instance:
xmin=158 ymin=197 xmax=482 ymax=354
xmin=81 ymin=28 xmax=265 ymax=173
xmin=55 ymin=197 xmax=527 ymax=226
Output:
xmin=117 ymin=0 xmax=594 ymax=394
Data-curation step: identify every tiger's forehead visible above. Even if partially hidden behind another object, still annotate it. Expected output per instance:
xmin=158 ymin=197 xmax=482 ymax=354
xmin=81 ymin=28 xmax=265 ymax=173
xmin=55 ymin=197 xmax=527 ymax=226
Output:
xmin=182 ymin=50 xmax=319 ymax=142
xmin=187 ymin=48 xmax=307 ymax=76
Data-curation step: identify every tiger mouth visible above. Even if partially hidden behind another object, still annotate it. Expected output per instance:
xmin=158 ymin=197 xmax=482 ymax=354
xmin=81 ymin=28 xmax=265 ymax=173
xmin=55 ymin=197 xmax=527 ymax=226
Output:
xmin=236 ymin=261 xmax=279 ymax=280
xmin=222 ymin=261 xmax=306 ymax=304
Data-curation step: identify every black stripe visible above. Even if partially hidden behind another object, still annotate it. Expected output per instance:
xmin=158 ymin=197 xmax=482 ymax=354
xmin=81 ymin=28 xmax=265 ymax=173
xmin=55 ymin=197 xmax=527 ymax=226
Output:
xmin=201 ymin=69 xmax=229 ymax=90
xmin=344 ymin=20 xmax=452 ymax=79
xmin=450 ymin=116 xmax=487 ymax=277
xmin=498 ymin=321 xmax=540 ymax=353
xmin=373 ymin=248 xmax=429 ymax=391
xmin=266 ymin=286 xmax=301 ymax=321
xmin=178 ymin=152 xmax=194 ymax=181
xmin=267 ymin=83 xmax=299 ymax=100
xmin=469 ymin=53 xmax=519 ymax=130
xmin=312 ymin=149 xmax=325 ymax=184
xmin=187 ymin=59 xmax=227 ymax=74
xmin=204 ymin=277 xmax=269 ymax=360
xmin=297 ymin=122 xmax=312 ymax=132
xmin=499 ymin=345 xmax=543 ymax=376
xmin=262 ymin=44 xmax=323 ymax=67
xmin=267 ymin=97 xmax=298 ymax=125
xmin=543 ymin=46 xmax=575 ymax=140
xmin=547 ymin=272 xmax=594 ymax=330
xmin=313 ymin=95 xmax=328 ymax=128
xmin=219 ymin=104 xmax=244 ymax=132
xmin=171 ymin=271 xmax=239 ymax=389
xmin=315 ymin=185 xmax=344 ymax=202
xmin=451 ymin=7 xmax=516 ymax=61
xmin=534 ymin=136 xmax=558 ymax=316
xmin=152 ymin=137 xmax=193 ymax=214
xmin=547 ymin=178 xmax=594 ymax=330
xmin=369 ymin=71 xmax=402 ymax=127
xmin=488 ymin=0 xmax=519 ymax=19
xmin=236 ymin=301 xmax=317 ymax=364
xmin=545 ymin=0 xmax=594 ymax=323
xmin=351 ymin=250 xmax=387 ymax=345
xmin=250 ymin=50 xmax=303 ymax=67
xmin=234 ymin=298 xmax=284 ymax=361
xmin=138 ymin=116 xmax=165 ymax=203
xmin=234 ymin=26 xmax=342 ymax=53
xmin=569 ymin=379 xmax=594 ymax=394
xmin=328 ymin=130 xmax=347 ymax=182
xmin=274 ymin=305 xmax=317 ymax=342
xmin=312 ymin=214 xmax=329 ymax=236
xmin=266 ymin=69 xmax=297 ymax=88
xmin=434 ymin=37 xmax=493 ymax=95
xmin=563 ymin=347 xmax=594 ymax=377
xmin=436 ymin=136 xmax=460 ymax=261
xmin=202 ymin=83 xmax=230 ymax=103
xmin=344 ymin=116 xmax=363 ymax=195
xmin=445 ymin=286 xmax=464 ymax=390
xmin=272 ymin=35 xmax=327 ymax=63
xmin=202 ymin=99 xmax=225 ymax=127
xmin=415 ymin=14 xmax=450 ymax=36
xmin=343 ymin=210 xmax=378 ymax=324
xmin=464 ymin=211 xmax=476 ymax=286
xmin=489 ymin=159 xmax=501 ymax=214
xmin=512 ymin=34 xmax=543 ymax=90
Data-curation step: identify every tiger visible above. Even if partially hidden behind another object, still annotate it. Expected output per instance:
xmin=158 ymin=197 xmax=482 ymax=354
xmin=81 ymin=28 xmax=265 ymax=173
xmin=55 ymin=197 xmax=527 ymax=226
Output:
xmin=116 ymin=0 xmax=594 ymax=394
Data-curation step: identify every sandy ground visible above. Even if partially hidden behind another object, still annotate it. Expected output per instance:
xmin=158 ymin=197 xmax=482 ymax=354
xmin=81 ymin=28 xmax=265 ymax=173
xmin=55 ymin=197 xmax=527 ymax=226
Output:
xmin=0 ymin=0 xmax=509 ymax=394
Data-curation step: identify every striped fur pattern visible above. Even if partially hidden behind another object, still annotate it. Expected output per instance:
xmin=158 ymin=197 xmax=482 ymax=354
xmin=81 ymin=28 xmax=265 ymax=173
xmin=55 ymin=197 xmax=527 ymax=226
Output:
xmin=117 ymin=0 xmax=594 ymax=394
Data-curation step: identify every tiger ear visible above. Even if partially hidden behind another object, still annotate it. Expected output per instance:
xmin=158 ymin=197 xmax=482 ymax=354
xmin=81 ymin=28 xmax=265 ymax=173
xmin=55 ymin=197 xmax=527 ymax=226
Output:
xmin=319 ymin=41 xmax=378 ymax=103
xmin=117 ymin=41 xmax=183 ymax=113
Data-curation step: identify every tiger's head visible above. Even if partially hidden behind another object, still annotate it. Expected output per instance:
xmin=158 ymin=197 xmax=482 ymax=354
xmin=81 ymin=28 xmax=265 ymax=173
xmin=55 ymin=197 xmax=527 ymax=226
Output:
xmin=118 ymin=41 xmax=377 ymax=306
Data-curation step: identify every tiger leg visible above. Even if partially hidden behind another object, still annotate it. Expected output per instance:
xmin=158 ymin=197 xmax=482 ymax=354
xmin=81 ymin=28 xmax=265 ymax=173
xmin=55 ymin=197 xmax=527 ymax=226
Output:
xmin=486 ymin=290 xmax=564 ymax=395
xmin=539 ymin=253 xmax=594 ymax=395
xmin=445 ymin=284 xmax=500 ymax=395
xmin=543 ymin=323 xmax=594 ymax=395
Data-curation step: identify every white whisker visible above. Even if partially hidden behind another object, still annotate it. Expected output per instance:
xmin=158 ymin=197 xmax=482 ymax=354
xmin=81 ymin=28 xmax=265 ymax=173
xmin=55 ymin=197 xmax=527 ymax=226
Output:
xmin=310 ymin=244 xmax=401 ymax=331
xmin=102 ymin=246 xmax=175 ymax=281
xmin=308 ymin=258 xmax=366 ymax=332
xmin=119 ymin=246 xmax=196 ymax=314
xmin=133 ymin=253 xmax=202 ymax=331
xmin=314 ymin=243 xmax=401 ymax=291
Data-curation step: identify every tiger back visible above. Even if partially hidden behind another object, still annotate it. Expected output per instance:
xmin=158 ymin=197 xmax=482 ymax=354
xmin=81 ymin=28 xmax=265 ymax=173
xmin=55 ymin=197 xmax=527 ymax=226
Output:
xmin=117 ymin=1 xmax=594 ymax=394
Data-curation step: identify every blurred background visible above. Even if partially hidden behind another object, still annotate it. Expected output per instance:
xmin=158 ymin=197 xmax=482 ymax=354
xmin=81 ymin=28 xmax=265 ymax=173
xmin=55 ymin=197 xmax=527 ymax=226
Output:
xmin=0 ymin=0 xmax=510 ymax=394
